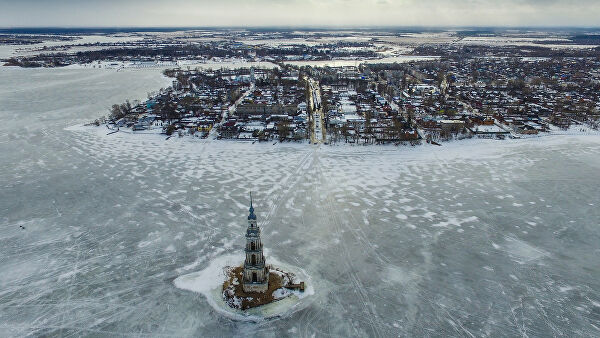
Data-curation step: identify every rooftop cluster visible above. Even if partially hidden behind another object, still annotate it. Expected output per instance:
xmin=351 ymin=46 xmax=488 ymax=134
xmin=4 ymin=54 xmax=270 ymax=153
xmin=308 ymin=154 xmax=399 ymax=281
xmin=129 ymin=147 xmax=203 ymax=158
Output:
xmin=97 ymin=53 xmax=600 ymax=145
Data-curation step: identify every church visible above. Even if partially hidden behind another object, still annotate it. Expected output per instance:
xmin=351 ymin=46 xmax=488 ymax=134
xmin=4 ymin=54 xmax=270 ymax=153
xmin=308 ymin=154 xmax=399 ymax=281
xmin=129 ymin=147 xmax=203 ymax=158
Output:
xmin=242 ymin=193 xmax=269 ymax=293
xmin=221 ymin=193 xmax=305 ymax=310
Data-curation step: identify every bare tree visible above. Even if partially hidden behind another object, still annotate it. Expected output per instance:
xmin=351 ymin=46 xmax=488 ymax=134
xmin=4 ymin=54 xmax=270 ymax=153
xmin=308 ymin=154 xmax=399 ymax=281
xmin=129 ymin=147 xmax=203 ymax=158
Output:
xmin=109 ymin=104 xmax=124 ymax=120
xmin=277 ymin=121 xmax=291 ymax=141
xmin=341 ymin=124 xmax=349 ymax=143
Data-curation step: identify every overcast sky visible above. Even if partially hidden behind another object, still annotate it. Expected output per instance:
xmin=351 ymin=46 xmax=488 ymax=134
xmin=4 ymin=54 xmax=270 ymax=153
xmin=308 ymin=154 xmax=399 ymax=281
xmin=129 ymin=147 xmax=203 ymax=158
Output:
xmin=1 ymin=0 xmax=599 ymax=28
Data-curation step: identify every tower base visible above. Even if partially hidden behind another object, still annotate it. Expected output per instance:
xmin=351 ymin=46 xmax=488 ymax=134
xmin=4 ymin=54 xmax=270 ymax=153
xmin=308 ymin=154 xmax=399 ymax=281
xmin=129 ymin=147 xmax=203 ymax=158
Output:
xmin=242 ymin=281 xmax=269 ymax=293
xmin=223 ymin=266 xmax=295 ymax=310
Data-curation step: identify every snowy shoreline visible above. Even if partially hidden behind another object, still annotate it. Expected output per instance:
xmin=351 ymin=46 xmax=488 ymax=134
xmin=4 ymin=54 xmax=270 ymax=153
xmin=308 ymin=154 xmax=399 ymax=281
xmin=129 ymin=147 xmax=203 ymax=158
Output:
xmin=67 ymin=123 xmax=600 ymax=159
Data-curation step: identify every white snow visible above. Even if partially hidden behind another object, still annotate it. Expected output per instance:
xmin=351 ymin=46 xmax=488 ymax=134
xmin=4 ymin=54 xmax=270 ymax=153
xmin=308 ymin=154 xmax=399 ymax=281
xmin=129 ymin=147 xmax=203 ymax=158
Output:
xmin=272 ymin=288 xmax=291 ymax=299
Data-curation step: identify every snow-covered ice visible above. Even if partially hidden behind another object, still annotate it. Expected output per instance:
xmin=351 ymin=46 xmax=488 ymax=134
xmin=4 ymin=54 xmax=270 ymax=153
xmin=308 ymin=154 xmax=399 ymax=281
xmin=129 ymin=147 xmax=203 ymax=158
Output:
xmin=1 ymin=66 xmax=600 ymax=336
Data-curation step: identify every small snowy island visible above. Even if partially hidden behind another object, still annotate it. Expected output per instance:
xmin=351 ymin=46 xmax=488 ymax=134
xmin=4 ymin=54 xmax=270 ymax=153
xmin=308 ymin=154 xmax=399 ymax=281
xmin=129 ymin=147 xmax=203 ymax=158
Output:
xmin=174 ymin=194 xmax=311 ymax=320
xmin=221 ymin=193 xmax=305 ymax=310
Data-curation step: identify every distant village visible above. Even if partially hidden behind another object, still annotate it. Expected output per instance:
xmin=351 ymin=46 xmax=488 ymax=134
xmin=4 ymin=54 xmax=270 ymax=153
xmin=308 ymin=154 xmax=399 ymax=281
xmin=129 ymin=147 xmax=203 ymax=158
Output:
xmin=97 ymin=54 xmax=600 ymax=146
xmin=2 ymin=30 xmax=381 ymax=68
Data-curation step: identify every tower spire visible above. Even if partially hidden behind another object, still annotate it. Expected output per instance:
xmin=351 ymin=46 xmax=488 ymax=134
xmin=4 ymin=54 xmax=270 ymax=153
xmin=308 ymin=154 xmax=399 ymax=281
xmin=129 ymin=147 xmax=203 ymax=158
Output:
xmin=248 ymin=191 xmax=256 ymax=220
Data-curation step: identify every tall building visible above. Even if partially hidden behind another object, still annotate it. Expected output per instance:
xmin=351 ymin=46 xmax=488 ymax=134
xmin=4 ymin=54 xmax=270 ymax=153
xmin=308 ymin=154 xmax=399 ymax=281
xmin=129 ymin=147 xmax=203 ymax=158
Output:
xmin=242 ymin=193 xmax=269 ymax=293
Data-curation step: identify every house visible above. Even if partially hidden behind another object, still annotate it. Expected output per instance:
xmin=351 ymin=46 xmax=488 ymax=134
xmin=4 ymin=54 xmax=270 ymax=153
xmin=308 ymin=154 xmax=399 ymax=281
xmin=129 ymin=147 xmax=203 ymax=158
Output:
xmin=467 ymin=124 xmax=510 ymax=137
xmin=440 ymin=120 xmax=465 ymax=132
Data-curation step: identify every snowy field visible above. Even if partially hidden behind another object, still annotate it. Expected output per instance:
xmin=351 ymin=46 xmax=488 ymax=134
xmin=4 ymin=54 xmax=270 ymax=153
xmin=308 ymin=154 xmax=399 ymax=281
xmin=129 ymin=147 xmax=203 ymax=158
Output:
xmin=1 ymin=66 xmax=600 ymax=337
xmin=283 ymin=56 xmax=439 ymax=67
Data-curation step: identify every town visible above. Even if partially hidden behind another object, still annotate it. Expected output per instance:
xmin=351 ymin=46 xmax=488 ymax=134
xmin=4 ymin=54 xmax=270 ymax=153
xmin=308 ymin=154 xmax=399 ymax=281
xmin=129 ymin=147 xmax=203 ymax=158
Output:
xmin=97 ymin=53 xmax=600 ymax=146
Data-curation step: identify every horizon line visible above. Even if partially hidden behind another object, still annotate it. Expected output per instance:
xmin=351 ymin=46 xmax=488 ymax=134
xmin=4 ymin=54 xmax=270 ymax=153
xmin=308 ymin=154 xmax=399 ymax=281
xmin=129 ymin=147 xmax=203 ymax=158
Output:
xmin=2 ymin=25 xmax=600 ymax=31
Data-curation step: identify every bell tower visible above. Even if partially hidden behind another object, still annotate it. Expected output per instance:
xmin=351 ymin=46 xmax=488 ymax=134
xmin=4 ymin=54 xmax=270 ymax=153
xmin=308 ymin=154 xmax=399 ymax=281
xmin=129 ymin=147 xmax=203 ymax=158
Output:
xmin=242 ymin=193 xmax=269 ymax=293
